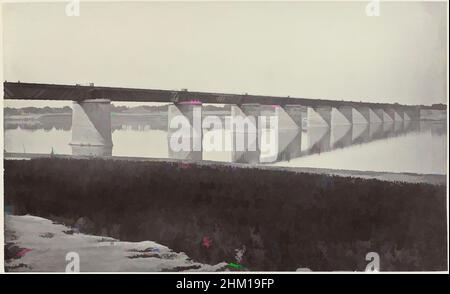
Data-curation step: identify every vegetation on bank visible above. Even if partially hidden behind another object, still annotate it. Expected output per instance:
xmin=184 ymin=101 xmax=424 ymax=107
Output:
xmin=4 ymin=158 xmax=447 ymax=271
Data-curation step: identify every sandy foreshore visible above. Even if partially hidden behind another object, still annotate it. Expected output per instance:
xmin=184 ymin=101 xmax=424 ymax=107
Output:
xmin=4 ymin=214 xmax=228 ymax=272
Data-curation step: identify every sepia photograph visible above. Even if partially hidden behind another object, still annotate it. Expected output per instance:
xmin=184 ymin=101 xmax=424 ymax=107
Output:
xmin=0 ymin=0 xmax=448 ymax=277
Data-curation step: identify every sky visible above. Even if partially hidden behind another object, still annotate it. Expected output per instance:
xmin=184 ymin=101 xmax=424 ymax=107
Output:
xmin=2 ymin=1 xmax=448 ymax=108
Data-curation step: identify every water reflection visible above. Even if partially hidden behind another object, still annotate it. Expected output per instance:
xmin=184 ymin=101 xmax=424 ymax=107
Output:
xmin=4 ymin=114 xmax=168 ymax=132
xmin=71 ymin=145 xmax=113 ymax=157
xmin=257 ymin=121 xmax=423 ymax=163
xmin=3 ymin=113 xmax=446 ymax=174
xmin=352 ymin=124 xmax=370 ymax=145
xmin=273 ymin=130 xmax=302 ymax=162
xmin=330 ymin=125 xmax=352 ymax=150
xmin=167 ymin=135 xmax=203 ymax=161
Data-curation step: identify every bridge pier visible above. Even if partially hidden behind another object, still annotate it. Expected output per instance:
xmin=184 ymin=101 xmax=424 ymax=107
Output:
xmin=372 ymin=108 xmax=386 ymax=123
xmin=230 ymin=104 xmax=261 ymax=164
xmin=332 ymin=106 xmax=353 ymax=125
xmin=70 ymin=99 xmax=113 ymax=150
xmin=308 ymin=106 xmax=332 ymax=127
xmin=368 ymin=108 xmax=383 ymax=123
xmin=403 ymin=109 xmax=411 ymax=121
xmin=353 ymin=106 xmax=371 ymax=124
xmin=404 ymin=107 xmax=420 ymax=121
xmin=282 ymin=105 xmax=307 ymax=129
xmin=378 ymin=108 xmax=393 ymax=122
xmin=385 ymin=108 xmax=403 ymax=122
xmin=167 ymin=102 xmax=203 ymax=160
xmin=395 ymin=109 xmax=405 ymax=122
xmin=256 ymin=105 xmax=302 ymax=163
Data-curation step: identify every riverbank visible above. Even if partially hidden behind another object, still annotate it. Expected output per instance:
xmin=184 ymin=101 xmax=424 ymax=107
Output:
xmin=4 ymin=152 xmax=446 ymax=185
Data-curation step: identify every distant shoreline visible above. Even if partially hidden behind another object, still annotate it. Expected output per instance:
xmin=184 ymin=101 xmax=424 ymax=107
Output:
xmin=4 ymin=109 xmax=446 ymax=121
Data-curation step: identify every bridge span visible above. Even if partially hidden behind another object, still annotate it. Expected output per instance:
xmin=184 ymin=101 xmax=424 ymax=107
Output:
xmin=5 ymin=81 xmax=418 ymax=109
xmin=4 ymin=81 xmax=422 ymax=162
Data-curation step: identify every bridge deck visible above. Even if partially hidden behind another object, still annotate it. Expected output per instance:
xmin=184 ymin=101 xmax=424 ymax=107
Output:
xmin=4 ymin=82 xmax=412 ymax=109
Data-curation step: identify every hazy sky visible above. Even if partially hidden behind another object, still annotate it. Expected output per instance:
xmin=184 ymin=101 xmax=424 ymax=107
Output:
xmin=2 ymin=1 xmax=447 ymax=107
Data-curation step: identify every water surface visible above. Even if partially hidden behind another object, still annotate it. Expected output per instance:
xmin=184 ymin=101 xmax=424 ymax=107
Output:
xmin=4 ymin=113 xmax=446 ymax=174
